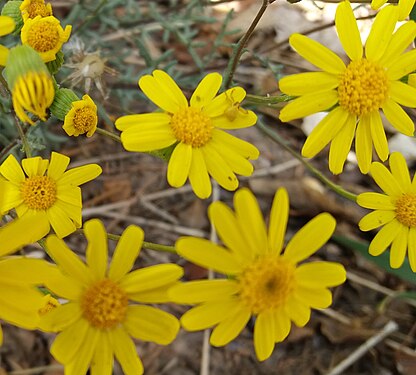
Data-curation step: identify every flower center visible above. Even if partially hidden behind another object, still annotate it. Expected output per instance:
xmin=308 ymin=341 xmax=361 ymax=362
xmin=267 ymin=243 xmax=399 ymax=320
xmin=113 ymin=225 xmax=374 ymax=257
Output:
xmin=170 ymin=107 xmax=213 ymax=147
xmin=26 ymin=2 xmax=52 ymax=18
xmin=238 ymin=256 xmax=296 ymax=314
xmin=21 ymin=175 xmax=57 ymax=210
xmin=26 ymin=19 xmax=60 ymax=53
xmin=338 ymin=58 xmax=389 ymax=116
xmin=395 ymin=194 xmax=416 ymax=227
xmin=80 ymin=279 xmax=128 ymax=329
xmin=73 ymin=107 xmax=97 ymax=133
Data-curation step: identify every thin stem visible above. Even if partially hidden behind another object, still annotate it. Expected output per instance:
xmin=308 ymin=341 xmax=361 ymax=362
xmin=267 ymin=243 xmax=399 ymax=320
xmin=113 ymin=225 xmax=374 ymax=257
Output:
xmin=14 ymin=115 xmax=32 ymax=158
xmin=256 ymin=120 xmax=357 ymax=202
xmin=223 ymin=0 xmax=272 ymax=89
xmin=95 ymin=127 xmax=121 ymax=143
xmin=106 ymin=232 xmax=176 ymax=253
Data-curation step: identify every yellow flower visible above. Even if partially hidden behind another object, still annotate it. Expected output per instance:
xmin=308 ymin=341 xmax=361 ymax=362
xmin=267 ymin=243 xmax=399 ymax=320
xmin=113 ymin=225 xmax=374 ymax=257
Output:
xmin=357 ymin=152 xmax=416 ymax=271
xmin=63 ymin=94 xmax=98 ymax=137
xmin=0 ymin=152 xmax=102 ymax=238
xmin=371 ymin=0 xmax=414 ymax=20
xmin=40 ymin=219 xmax=182 ymax=375
xmin=21 ymin=15 xmax=71 ymax=62
xmin=115 ymin=70 xmax=259 ymax=199
xmin=279 ymin=2 xmax=416 ymax=175
xmin=0 ymin=214 xmax=58 ymax=344
xmin=20 ymin=0 xmax=53 ymax=21
xmin=169 ymin=188 xmax=346 ymax=361
xmin=0 ymin=16 xmax=15 ymax=66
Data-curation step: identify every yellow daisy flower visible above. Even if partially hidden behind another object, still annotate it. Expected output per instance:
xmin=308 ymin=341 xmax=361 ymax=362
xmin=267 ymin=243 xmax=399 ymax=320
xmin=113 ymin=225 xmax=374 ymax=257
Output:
xmin=0 ymin=16 xmax=15 ymax=66
xmin=279 ymin=1 xmax=416 ymax=175
xmin=40 ymin=219 xmax=182 ymax=375
xmin=63 ymin=94 xmax=98 ymax=137
xmin=21 ymin=15 xmax=71 ymax=62
xmin=115 ymin=70 xmax=259 ymax=199
xmin=0 ymin=214 xmax=59 ymax=344
xmin=20 ymin=0 xmax=53 ymax=22
xmin=371 ymin=0 xmax=414 ymax=20
xmin=357 ymin=152 xmax=416 ymax=271
xmin=0 ymin=152 xmax=102 ymax=238
xmin=169 ymin=188 xmax=346 ymax=361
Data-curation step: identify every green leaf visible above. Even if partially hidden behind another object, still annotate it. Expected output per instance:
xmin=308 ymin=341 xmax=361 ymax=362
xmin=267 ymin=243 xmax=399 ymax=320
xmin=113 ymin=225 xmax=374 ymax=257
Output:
xmin=332 ymin=235 xmax=416 ymax=285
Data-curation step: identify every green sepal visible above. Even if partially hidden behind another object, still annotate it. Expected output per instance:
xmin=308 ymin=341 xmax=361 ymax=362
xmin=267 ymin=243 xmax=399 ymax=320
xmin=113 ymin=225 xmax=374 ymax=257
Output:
xmin=1 ymin=1 xmax=23 ymax=35
xmin=148 ymin=143 xmax=177 ymax=162
xmin=5 ymin=45 xmax=49 ymax=90
xmin=46 ymin=51 xmax=65 ymax=75
xmin=49 ymin=88 xmax=79 ymax=120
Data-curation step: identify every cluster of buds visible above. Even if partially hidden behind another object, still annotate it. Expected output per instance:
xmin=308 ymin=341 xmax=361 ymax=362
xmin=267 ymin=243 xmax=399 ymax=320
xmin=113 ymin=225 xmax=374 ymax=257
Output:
xmin=0 ymin=0 xmax=98 ymax=136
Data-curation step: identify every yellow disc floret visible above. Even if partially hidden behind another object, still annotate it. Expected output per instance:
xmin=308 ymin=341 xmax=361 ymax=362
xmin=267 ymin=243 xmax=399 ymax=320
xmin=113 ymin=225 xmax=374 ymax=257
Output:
xmin=21 ymin=175 xmax=57 ymax=210
xmin=338 ymin=58 xmax=389 ymax=116
xmin=80 ymin=279 xmax=128 ymax=329
xmin=72 ymin=107 xmax=97 ymax=133
xmin=395 ymin=193 xmax=416 ymax=228
xmin=20 ymin=0 xmax=53 ymax=20
xmin=238 ymin=256 xmax=296 ymax=314
xmin=170 ymin=107 xmax=213 ymax=147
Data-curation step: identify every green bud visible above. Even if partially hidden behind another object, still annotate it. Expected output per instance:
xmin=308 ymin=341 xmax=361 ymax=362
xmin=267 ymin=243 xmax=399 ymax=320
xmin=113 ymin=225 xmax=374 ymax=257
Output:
xmin=5 ymin=45 xmax=49 ymax=90
xmin=50 ymin=88 xmax=79 ymax=120
xmin=46 ymin=50 xmax=65 ymax=75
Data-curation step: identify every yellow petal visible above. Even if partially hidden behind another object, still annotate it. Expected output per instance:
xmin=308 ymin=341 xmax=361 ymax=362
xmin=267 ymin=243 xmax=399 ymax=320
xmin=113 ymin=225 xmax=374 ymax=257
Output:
xmin=59 ymin=163 xmax=102 ymax=186
xmin=398 ymin=0 xmax=415 ymax=20
xmin=90 ymin=332 xmax=113 ymax=375
xmin=169 ymin=279 xmax=239 ymax=304
xmin=302 ymin=107 xmax=351 ymax=158
xmin=279 ymin=90 xmax=339 ymax=122
xmin=389 ymin=152 xmax=412 ymax=189
xmin=190 ymin=72 xmax=222 ymax=109
xmin=47 ymin=152 xmax=70 ymax=180
xmin=115 ymin=113 xmax=171 ymax=131
xmin=109 ymin=225 xmax=144 ymax=281
xmin=0 ymin=16 xmax=15 ymax=36
xmin=84 ymin=219 xmax=108 ymax=280
xmin=335 ymin=1 xmax=363 ymax=61
xmin=47 ymin=204 xmax=77 ymax=238
xmin=387 ymin=49 xmax=416 ymax=80
xmin=111 ymin=328 xmax=144 ymax=375
xmin=369 ymin=111 xmax=389 ymax=161
xmin=283 ymin=213 xmax=336 ymax=263
xmin=295 ymin=287 xmax=333 ymax=309
xmin=356 ymin=192 xmax=395 ymax=210
xmin=389 ymin=81 xmax=416 ymax=108
xmin=328 ymin=114 xmax=357 ymax=174
xmin=124 ymin=305 xmax=179 ymax=345
xmin=370 ymin=160 xmax=405 ymax=197
xmin=355 ymin=114 xmax=373 ymax=174
xmin=365 ymin=5 xmax=398 ymax=61
xmin=0 ymin=154 xmax=25 ymax=183
xmin=0 ymin=45 xmax=9 ymax=66
xmin=167 ymin=142 xmax=192 ymax=188
xmin=268 ymin=188 xmax=289 ymax=255
xmin=254 ymin=310 xmax=275 ymax=361
xmin=279 ymin=72 xmax=339 ymax=96
xmin=359 ymin=210 xmax=396 ymax=231
xmin=408 ymin=227 xmax=416 ymax=272
xmin=121 ymin=124 xmax=176 ymax=152
xmin=234 ymin=188 xmax=268 ymax=257
xmin=176 ymin=237 xmax=242 ymax=274
xmin=289 ymin=33 xmax=346 ymax=74
xmin=295 ymin=262 xmax=346 ymax=288
xmin=274 ymin=308 xmax=291 ymax=343
xmin=284 ymin=295 xmax=311 ymax=327
xmin=369 ymin=219 xmax=401 ymax=256
xmin=390 ymin=225 xmax=408 ymax=268
xmin=188 ymin=147 xmax=212 ymax=199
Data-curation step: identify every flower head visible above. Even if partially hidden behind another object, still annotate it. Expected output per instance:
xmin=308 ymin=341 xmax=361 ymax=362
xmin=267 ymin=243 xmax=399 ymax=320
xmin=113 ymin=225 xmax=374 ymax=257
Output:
xmin=115 ymin=70 xmax=258 ymax=199
xmin=20 ymin=0 xmax=53 ymax=21
xmin=357 ymin=152 xmax=416 ymax=271
xmin=0 ymin=16 xmax=15 ymax=66
xmin=21 ymin=15 xmax=71 ymax=62
xmin=40 ymin=219 xmax=182 ymax=374
xmin=0 ymin=152 xmax=102 ymax=238
xmin=63 ymin=94 xmax=98 ymax=137
xmin=6 ymin=45 xmax=55 ymax=124
xmin=279 ymin=2 xmax=416 ymax=174
xmin=169 ymin=188 xmax=346 ymax=361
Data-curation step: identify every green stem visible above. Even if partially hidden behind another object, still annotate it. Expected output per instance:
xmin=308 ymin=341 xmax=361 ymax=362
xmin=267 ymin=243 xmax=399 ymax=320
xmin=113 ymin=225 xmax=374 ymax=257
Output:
xmin=256 ymin=120 xmax=357 ymax=202
xmin=14 ymin=115 xmax=32 ymax=158
xmin=95 ymin=127 xmax=121 ymax=143
xmin=106 ymin=233 xmax=176 ymax=253
xmin=223 ymin=0 xmax=272 ymax=89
